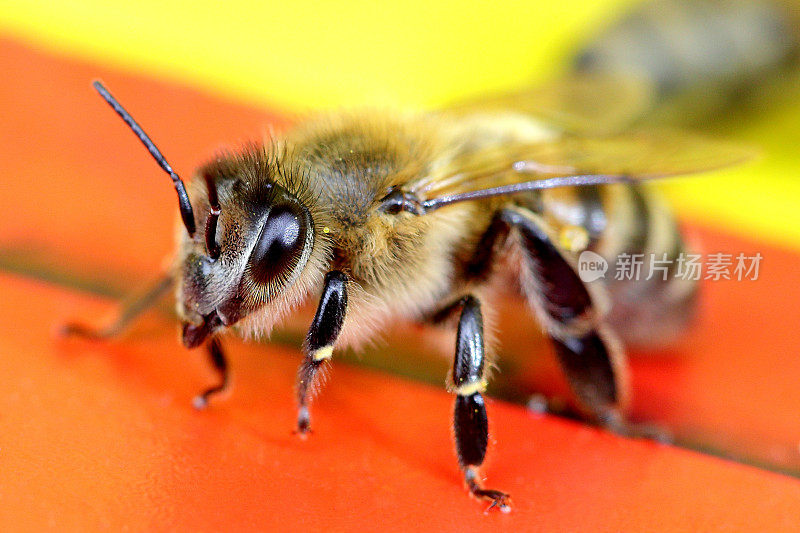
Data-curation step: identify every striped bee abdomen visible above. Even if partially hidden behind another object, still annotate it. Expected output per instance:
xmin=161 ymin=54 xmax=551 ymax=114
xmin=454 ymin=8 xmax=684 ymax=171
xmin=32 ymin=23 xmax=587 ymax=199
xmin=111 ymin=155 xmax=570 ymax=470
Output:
xmin=540 ymin=184 xmax=699 ymax=348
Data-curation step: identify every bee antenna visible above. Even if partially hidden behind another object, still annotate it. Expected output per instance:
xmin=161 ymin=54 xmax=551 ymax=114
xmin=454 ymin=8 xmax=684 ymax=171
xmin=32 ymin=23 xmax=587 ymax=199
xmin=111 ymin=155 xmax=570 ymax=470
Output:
xmin=92 ymin=80 xmax=196 ymax=237
xmin=203 ymin=171 xmax=221 ymax=259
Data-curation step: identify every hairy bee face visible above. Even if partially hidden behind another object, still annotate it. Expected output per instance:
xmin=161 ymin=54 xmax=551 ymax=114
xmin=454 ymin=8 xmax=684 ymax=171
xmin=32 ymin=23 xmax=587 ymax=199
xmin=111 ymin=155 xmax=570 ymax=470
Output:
xmin=176 ymin=148 xmax=318 ymax=348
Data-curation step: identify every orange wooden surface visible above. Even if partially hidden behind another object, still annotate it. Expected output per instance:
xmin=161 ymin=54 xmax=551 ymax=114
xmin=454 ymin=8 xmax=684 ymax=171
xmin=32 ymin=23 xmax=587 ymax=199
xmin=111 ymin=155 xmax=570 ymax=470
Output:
xmin=4 ymin=37 xmax=800 ymax=529
xmin=2 ymin=273 xmax=800 ymax=531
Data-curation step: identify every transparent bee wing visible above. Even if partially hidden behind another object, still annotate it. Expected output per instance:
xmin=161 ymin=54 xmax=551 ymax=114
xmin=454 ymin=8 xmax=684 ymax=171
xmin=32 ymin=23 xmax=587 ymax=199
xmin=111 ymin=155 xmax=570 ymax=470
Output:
xmin=411 ymin=130 xmax=754 ymax=212
xmin=444 ymin=72 xmax=657 ymax=135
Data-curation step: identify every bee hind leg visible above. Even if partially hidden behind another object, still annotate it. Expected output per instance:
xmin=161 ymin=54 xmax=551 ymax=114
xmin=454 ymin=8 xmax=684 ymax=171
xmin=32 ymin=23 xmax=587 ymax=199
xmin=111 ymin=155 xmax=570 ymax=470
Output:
xmin=502 ymin=206 xmax=670 ymax=443
xmin=442 ymin=295 xmax=511 ymax=512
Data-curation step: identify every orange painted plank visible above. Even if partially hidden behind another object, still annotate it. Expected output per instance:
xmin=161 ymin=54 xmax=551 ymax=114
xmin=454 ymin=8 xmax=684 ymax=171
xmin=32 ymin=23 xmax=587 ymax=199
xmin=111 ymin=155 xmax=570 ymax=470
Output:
xmin=1 ymin=272 xmax=800 ymax=530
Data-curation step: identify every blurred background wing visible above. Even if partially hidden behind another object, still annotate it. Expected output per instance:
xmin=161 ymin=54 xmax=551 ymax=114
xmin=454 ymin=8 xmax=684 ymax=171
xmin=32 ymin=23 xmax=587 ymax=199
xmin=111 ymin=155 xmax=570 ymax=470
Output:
xmin=413 ymin=131 xmax=754 ymax=204
xmin=445 ymin=72 xmax=657 ymax=136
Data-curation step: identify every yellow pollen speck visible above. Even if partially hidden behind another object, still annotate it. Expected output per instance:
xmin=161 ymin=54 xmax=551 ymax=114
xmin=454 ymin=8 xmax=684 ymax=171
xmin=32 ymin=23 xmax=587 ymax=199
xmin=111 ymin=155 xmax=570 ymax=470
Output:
xmin=559 ymin=225 xmax=590 ymax=253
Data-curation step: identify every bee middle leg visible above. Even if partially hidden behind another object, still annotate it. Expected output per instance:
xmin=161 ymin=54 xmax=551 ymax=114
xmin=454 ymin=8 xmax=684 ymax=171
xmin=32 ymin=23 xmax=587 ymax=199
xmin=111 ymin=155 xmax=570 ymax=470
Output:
xmin=432 ymin=295 xmax=511 ymax=512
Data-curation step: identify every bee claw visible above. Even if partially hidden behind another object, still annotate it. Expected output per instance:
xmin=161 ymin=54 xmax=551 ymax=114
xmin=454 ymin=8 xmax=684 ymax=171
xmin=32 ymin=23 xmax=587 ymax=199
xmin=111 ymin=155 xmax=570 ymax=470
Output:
xmin=466 ymin=471 xmax=512 ymax=513
xmin=292 ymin=426 xmax=313 ymax=440
xmin=478 ymin=490 xmax=512 ymax=514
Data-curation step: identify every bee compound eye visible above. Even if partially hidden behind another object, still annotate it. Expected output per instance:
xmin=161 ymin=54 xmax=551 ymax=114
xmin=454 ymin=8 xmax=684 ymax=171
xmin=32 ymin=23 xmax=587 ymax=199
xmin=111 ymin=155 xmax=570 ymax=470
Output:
xmin=249 ymin=204 xmax=307 ymax=284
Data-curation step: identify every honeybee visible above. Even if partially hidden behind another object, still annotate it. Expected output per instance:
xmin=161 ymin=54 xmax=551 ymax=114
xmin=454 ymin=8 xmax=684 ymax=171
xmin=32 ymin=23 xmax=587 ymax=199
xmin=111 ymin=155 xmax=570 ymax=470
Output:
xmin=64 ymin=78 xmax=751 ymax=513
xmin=571 ymin=0 xmax=800 ymax=127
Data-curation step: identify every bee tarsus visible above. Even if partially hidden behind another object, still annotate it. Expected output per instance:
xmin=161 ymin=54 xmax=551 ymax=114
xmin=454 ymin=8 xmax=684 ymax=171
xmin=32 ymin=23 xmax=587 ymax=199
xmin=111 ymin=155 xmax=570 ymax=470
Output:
xmin=465 ymin=466 xmax=511 ymax=514
xmin=445 ymin=295 xmax=511 ymax=511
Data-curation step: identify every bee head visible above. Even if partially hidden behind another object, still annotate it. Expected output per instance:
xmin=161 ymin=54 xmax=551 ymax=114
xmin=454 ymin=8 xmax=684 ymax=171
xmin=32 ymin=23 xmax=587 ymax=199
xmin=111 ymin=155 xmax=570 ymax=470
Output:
xmin=178 ymin=144 xmax=328 ymax=348
xmin=91 ymin=82 xmax=329 ymax=349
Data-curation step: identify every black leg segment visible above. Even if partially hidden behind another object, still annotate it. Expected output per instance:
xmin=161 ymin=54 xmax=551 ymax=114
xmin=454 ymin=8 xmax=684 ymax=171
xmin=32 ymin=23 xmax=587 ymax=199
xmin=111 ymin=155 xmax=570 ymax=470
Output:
xmin=454 ymin=393 xmax=488 ymax=467
xmin=551 ymin=331 xmax=617 ymax=414
xmin=295 ymin=271 xmax=348 ymax=434
xmin=452 ymin=296 xmax=488 ymax=467
xmin=448 ymin=295 xmax=510 ymax=512
xmin=502 ymin=207 xmax=593 ymax=324
xmin=192 ymin=336 xmax=230 ymax=409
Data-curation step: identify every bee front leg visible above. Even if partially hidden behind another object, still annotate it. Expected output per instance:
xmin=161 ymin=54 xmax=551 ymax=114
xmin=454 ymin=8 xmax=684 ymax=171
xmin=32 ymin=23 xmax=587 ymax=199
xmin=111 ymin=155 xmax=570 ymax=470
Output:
xmin=192 ymin=337 xmax=230 ymax=409
xmin=295 ymin=271 xmax=348 ymax=435
xmin=447 ymin=295 xmax=511 ymax=513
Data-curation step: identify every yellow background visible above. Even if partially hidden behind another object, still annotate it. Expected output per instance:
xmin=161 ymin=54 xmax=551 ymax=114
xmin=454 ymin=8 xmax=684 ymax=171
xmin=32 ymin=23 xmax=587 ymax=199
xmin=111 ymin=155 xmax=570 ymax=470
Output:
xmin=2 ymin=0 xmax=799 ymax=247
